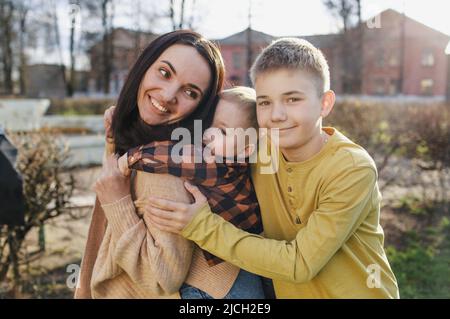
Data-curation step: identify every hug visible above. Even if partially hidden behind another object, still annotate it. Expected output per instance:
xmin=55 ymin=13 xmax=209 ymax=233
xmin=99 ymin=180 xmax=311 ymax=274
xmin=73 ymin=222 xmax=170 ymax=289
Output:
xmin=75 ymin=29 xmax=399 ymax=299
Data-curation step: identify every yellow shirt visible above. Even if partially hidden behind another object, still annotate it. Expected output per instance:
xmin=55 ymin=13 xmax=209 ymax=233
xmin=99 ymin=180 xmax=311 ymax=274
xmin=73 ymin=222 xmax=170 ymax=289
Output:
xmin=181 ymin=127 xmax=399 ymax=298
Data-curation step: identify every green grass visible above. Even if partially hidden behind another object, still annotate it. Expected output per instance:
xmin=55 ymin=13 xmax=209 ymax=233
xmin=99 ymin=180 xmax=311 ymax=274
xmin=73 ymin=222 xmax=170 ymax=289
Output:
xmin=386 ymin=222 xmax=450 ymax=298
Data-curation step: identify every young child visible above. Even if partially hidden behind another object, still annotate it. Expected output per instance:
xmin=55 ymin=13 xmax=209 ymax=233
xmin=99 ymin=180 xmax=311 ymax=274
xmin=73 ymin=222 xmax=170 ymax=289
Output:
xmin=143 ymin=38 xmax=400 ymax=298
xmin=118 ymin=86 xmax=269 ymax=299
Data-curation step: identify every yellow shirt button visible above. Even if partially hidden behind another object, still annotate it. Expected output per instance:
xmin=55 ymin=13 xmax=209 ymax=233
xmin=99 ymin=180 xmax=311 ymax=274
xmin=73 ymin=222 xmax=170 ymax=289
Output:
xmin=295 ymin=216 xmax=302 ymax=224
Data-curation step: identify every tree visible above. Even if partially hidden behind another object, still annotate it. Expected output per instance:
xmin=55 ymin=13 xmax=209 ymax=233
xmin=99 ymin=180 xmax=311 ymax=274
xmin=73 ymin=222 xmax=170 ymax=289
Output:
xmin=16 ymin=1 xmax=29 ymax=96
xmin=168 ymin=0 xmax=198 ymax=31
xmin=67 ymin=1 xmax=81 ymax=97
xmin=81 ymin=0 xmax=115 ymax=95
xmin=0 ymin=0 xmax=15 ymax=95
xmin=323 ymin=0 xmax=363 ymax=93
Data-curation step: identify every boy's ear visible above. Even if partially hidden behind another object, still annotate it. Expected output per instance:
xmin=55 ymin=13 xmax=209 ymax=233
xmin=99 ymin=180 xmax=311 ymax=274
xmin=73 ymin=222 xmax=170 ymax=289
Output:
xmin=320 ymin=90 xmax=335 ymax=118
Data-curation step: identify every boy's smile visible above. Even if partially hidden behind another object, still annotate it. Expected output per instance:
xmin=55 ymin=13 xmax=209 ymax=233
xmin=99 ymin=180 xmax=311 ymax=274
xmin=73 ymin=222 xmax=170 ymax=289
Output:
xmin=255 ymin=68 xmax=334 ymax=162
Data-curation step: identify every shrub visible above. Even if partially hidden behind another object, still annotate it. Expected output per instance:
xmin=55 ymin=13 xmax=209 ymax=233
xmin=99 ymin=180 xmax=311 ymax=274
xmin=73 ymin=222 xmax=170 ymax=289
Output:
xmin=0 ymin=132 xmax=75 ymax=297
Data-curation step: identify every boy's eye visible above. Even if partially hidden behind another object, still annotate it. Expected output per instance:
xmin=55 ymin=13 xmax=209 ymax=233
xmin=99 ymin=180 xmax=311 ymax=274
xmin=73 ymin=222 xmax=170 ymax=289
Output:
xmin=258 ymin=101 xmax=270 ymax=107
xmin=185 ymin=88 xmax=199 ymax=99
xmin=287 ymin=97 xmax=301 ymax=103
xmin=159 ymin=68 xmax=170 ymax=79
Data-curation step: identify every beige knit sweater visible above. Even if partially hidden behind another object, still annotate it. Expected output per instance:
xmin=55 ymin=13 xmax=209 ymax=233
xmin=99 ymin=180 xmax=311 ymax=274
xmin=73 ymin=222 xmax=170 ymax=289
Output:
xmin=75 ymin=170 xmax=240 ymax=299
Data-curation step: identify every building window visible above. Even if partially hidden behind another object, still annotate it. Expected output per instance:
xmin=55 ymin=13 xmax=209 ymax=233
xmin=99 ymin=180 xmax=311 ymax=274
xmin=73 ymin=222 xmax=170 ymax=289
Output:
xmin=388 ymin=53 xmax=399 ymax=66
xmin=374 ymin=78 xmax=385 ymax=95
xmin=388 ymin=78 xmax=399 ymax=95
xmin=420 ymin=79 xmax=434 ymax=95
xmin=232 ymin=52 xmax=242 ymax=69
xmin=421 ymin=49 xmax=435 ymax=66
xmin=375 ymin=49 xmax=385 ymax=68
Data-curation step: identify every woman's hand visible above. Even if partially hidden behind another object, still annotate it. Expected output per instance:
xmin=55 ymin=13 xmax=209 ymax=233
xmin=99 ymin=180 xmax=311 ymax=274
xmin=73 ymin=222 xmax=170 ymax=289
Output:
xmin=104 ymin=105 xmax=116 ymax=142
xmin=94 ymin=154 xmax=131 ymax=205
xmin=143 ymin=182 xmax=208 ymax=234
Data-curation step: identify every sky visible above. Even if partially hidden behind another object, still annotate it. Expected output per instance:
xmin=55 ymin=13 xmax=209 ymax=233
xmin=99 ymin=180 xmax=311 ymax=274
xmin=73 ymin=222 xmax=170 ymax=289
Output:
xmin=28 ymin=0 xmax=450 ymax=69
xmin=193 ymin=0 xmax=450 ymax=39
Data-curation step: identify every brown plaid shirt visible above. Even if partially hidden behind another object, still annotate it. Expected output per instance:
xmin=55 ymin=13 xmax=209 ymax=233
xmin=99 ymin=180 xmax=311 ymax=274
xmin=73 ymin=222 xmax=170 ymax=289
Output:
xmin=127 ymin=140 xmax=263 ymax=266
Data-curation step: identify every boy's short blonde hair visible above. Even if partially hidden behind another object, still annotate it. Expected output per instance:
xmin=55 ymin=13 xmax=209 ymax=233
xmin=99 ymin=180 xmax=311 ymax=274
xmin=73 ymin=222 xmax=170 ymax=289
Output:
xmin=250 ymin=38 xmax=330 ymax=96
xmin=220 ymin=86 xmax=258 ymax=129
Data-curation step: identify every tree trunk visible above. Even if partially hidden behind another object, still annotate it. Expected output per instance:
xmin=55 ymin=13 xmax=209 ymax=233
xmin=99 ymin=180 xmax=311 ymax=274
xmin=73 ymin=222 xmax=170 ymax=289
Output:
xmin=101 ymin=0 xmax=112 ymax=94
xmin=18 ymin=6 xmax=28 ymax=96
xmin=178 ymin=0 xmax=186 ymax=29
xmin=169 ymin=0 xmax=176 ymax=31
xmin=0 ymin=1 xmax=14 ymax=95
xmin=67 ymin=4 xmax=77 ymax=97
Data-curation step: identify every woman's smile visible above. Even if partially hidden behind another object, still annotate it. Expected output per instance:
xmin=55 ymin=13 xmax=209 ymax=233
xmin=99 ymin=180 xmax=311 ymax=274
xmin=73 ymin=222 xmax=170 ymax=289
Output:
xmin=149 ymin=95 xmax=170 ymax=114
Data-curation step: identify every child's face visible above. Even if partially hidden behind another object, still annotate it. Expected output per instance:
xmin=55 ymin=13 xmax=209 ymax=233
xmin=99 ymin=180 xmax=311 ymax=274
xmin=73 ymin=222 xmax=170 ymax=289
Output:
xmin=203 ymin=99 xmax=253 ymax=159
xmin=255 ymin=68 xmax=330 ymax=151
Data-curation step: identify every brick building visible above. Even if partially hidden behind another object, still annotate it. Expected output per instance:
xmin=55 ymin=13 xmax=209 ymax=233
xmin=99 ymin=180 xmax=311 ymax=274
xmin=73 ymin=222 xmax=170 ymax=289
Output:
xmin=87 ymin=10 xmax=449 ymax=97
xmin=217 ymin=9 xmax=450 ymax=97
xmin=88 ymin=28 xmax=159 ymax=95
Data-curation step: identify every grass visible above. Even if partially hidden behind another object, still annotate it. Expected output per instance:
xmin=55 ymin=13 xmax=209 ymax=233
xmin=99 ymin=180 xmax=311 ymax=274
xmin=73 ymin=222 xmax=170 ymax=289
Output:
xmin=385 ymin=202 xmax=450 ymax=299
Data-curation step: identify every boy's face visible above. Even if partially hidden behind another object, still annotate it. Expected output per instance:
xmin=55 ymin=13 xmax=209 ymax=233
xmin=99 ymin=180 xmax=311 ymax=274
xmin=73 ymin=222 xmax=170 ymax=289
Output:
xmin=203 ymin=99 xmax=254 ymax=159
xmin=255 ymin=68 xmax=329 ymax=151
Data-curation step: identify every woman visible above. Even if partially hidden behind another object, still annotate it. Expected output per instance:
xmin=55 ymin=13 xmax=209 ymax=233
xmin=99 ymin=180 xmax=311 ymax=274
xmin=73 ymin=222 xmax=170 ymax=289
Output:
xmin=75 ymin=30 xmax=263 ymax=299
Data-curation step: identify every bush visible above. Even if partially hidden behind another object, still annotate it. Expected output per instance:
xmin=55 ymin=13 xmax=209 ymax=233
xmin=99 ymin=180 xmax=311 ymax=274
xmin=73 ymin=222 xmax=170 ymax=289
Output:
xmin=325 ymin=101 xmax=449 ymax=169
xmin=0 ymin=132 xmax=75 ymax=297
xmin=46 ymin=98 xmax=116 ymax=116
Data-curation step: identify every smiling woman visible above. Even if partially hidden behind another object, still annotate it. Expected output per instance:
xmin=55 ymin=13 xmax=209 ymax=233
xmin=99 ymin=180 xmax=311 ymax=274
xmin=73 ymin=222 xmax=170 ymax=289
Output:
xmin=135 ymin=45 xmax=211 ymax=125
xmin=74 ymin=30 xmax=238 ymax=299
xmin=111 ymin=30 xmax=224 ymax=156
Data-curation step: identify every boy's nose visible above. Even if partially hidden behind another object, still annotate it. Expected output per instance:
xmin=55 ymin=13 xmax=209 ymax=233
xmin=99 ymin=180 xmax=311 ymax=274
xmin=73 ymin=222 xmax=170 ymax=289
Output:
xmin=271 ymin=103 xmax=288 ymax=122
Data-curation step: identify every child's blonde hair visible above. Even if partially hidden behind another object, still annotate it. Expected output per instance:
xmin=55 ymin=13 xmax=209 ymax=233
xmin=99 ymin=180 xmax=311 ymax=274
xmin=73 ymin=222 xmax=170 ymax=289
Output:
xmin=220 ymin=86 xmax=258 ymax=129
xmin=250 ymin=38 xmax=330 ymax=96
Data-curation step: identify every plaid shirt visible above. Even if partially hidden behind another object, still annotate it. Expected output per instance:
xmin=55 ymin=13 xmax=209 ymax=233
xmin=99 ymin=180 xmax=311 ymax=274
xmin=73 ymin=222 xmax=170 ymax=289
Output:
xmin=127 ymin=140 xmax=263 ymax=266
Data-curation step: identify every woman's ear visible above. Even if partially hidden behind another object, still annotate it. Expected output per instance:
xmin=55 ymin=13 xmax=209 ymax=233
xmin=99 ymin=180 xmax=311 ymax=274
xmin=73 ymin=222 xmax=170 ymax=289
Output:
xmin=320 ymin=90 xmax=335 ymax=118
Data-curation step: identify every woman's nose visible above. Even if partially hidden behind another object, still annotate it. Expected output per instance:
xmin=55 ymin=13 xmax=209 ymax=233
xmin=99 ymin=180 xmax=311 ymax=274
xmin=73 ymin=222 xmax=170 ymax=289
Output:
xmin=161 ymin=83 xmax=178 ymax=105
xmin=271 ymin=103 xmax=287 ymax=122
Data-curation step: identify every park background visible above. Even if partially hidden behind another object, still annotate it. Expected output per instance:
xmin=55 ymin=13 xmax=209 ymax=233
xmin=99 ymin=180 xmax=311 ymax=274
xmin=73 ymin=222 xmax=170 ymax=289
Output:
xmin=0 ymin=0 xmax=449 ymax=298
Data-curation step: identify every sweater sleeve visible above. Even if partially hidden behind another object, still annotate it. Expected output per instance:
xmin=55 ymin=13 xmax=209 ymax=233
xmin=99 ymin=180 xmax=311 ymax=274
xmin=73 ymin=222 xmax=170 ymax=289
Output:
xmin=91 ymin=195 xmax=193 ymax=296
xmin=181 ymin=166 xmax=377 ymax=283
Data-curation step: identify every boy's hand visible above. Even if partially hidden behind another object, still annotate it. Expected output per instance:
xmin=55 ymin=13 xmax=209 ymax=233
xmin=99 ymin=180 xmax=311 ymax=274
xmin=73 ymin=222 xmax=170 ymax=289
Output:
xmin=118 ymin=153 xmax=131 ymax=177
xmin=144 ymin=182 xmax=208 ymax=234
xmin=104 ymin=105 xmax=116 ymax=142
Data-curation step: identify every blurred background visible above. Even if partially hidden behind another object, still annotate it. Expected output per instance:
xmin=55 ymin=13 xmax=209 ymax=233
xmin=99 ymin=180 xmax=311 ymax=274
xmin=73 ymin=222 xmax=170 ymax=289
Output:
xmin=0 ymin=0 xmax=448 ymax=299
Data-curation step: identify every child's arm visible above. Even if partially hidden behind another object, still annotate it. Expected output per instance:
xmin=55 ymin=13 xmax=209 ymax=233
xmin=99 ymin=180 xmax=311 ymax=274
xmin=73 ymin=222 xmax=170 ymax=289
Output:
xmin=126 ymin=140 xmax=233 ymax=187
xmin=179 ymin=166 xmax=379 ymax=284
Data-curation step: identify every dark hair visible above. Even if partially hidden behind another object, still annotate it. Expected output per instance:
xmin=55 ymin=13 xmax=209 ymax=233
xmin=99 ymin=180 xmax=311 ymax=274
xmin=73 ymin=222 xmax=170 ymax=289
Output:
xmin=112 ymin=30 xmax=225 ymax=155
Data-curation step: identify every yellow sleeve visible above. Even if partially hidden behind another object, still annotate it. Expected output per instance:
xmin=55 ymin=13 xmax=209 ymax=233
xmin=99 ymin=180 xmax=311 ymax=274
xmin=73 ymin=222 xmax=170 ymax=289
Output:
xmin=181 ymin=166 xmax=377 ymax=283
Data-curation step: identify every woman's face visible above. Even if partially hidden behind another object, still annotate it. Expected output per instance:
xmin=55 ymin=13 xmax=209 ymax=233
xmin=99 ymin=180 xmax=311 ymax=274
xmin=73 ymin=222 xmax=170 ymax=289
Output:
xmin=137 ymin=44 xmax=212 ymax=126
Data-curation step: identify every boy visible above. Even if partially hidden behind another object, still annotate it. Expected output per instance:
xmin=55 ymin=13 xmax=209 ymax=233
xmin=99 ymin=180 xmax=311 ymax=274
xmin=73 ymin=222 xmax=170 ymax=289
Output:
xmin=143 ymin=38 xmax=400 ymax=298
xmin=118 ymin=86 xmax=267 ymax=299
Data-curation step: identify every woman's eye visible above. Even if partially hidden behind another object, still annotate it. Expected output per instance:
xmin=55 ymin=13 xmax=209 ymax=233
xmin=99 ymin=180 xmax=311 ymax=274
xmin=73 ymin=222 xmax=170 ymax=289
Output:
xmin=159 ymin=68 xmax=170 ymax=79
xmin=185 ymin=88 xmax=199 ymax=99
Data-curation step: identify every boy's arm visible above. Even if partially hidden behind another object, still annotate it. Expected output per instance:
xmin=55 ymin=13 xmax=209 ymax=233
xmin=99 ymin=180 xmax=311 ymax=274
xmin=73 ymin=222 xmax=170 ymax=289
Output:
xmin=127 ymin=141 xmax=229 ymax=187
xmin=181 ymin=166 xmax=377 ymax=283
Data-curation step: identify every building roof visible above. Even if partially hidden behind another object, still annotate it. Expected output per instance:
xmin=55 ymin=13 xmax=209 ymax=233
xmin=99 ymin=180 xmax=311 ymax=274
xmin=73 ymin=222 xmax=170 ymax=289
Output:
xmin=216 ymin=9 xmax=449 ymax=48
xmin=379 ymin=9 xmax=450 ymax=40
xmin=217 ymin=27 xmax=275 ymax=45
